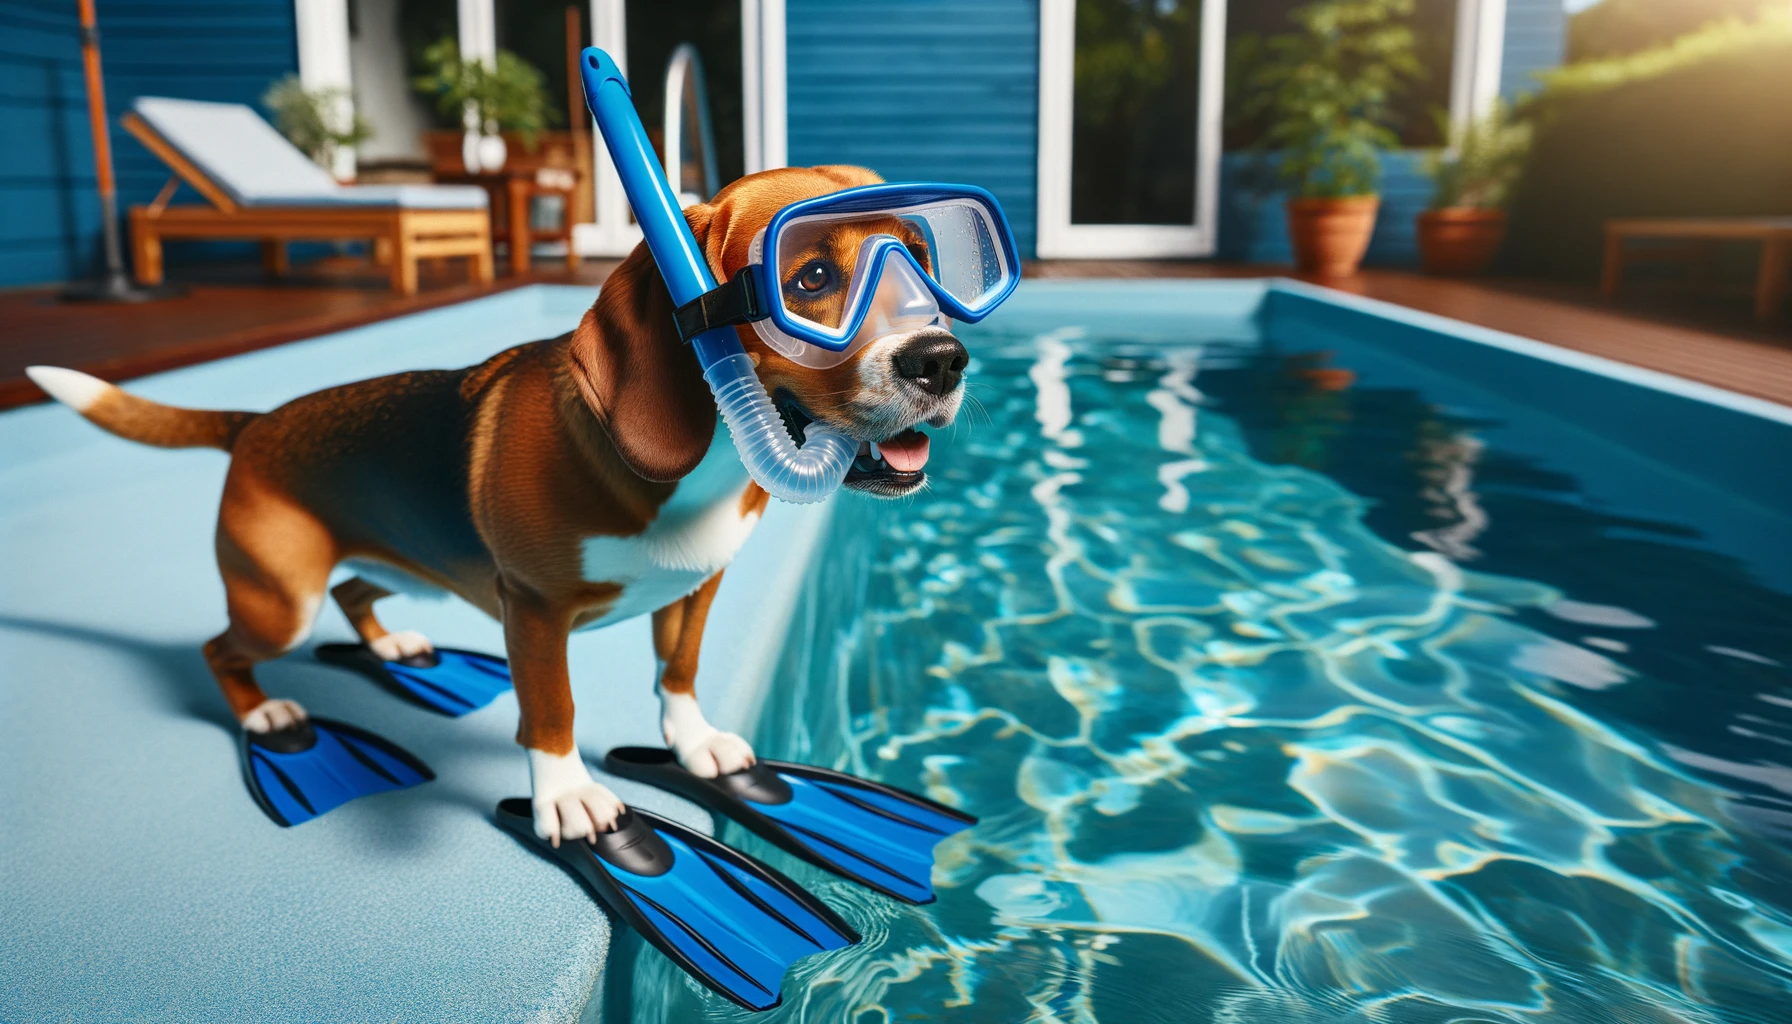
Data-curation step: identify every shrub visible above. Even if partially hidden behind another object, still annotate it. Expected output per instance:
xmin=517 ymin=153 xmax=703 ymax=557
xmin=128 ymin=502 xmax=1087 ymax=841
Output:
xmin=1501 ymin=11 xmax=1792 ymax=278
xmin=1567 ymin=0 xmax=1773 ymax=63
xmin=1424 ymin=101 xmax=1532 ymax=210
xmin=413 ymin=39 xmax=557 ymax=147
xmin=1228 ymin=0 xmax=1424 ymax=198
xmin=262 ymin=75 xmax=371 ymax=170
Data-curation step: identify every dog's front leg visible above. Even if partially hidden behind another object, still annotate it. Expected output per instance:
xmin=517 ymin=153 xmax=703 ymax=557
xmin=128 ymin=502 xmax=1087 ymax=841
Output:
xmin=502 ymin=584 xmax=623 ymax=845
xmin=652 ymin=572 xmax=756 ymax=777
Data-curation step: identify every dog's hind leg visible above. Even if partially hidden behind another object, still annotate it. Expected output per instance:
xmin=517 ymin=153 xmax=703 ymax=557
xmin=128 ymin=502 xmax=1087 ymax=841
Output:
xmin=651 ymin=572 xmax=756 ymax=778
xmin=205 ymin=476 xmax=337 ymax=733
xmin=330 ymin=576 xmax=433 ymax=661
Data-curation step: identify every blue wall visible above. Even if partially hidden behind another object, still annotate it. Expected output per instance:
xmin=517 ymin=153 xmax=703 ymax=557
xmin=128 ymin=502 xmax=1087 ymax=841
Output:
xmin=785 ymin=0 xmax=1039 ymax=258
xmin=1 ymin=2 xmax=97 ymax=286
xmin=1500 ymin=0 xmax=1567 ymax=100
xmin=0 ymin=0 xmax=296 ymax=288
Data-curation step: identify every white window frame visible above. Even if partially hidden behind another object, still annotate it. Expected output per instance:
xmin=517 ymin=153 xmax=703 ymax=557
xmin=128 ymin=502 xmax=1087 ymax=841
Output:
xmin=293 ymin=0 xmax=357 ymax=179
xmin=574 ymin=0 xmax=787 ymax=257
xmin=1449 ymin=0 xmax=1507 ymax=127
xmin=1035 ymin=0 xmax=1228 ymax=259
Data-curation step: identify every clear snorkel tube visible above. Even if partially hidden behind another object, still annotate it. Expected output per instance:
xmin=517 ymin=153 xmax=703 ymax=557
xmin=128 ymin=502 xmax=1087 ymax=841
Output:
xmin=578 ymin=48 xmax=855 ymax=504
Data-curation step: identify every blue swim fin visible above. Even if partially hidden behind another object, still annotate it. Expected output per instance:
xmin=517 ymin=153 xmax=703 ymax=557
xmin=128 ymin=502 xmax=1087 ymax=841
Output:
xmin=495 ymin=798 xmax=857 ymax=1010
xmin=240 ymin=717 xmax=434 ymax=827
xmin=603 ymin=747 xmax=977 ymax=904
xmin=316 ymin=643 xmax=511 ymax=716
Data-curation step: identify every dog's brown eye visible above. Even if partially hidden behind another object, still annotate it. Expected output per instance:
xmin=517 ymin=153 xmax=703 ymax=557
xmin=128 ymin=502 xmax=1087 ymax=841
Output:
xmin=794 ymin=261 xmax=833 ymax=293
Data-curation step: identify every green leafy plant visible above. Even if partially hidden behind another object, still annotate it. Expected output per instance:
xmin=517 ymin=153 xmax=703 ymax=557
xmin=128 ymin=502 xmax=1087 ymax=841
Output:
xmin=1229 ymin=0 xmax=1424 ymax=198
xmin=1424 ymin=100 xmax=1533 ymax=209
xmin=413 ymin=38 xmax=557 ymax=148
xmin=1535 ymin=8 xmax=1792 ymax=107
xmin=1567 ymin=0 xmax=1772 ymax=63
xmin=262 ymin=74 xmax=372 ymax=170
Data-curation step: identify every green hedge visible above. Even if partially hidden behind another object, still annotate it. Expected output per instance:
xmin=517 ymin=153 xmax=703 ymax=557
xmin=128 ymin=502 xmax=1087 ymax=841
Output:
xmin=1501 ymin=22 xmax=1792 ymax=280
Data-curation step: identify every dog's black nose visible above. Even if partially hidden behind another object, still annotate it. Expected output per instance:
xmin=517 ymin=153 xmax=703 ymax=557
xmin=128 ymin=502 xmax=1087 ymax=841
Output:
xmin=892 ymin=333 xmax=967 ymax=396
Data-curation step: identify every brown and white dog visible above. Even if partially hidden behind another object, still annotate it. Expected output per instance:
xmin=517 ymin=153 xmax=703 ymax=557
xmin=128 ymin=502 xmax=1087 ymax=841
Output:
xmin=27 ymin=165 xmax=969 ymax=844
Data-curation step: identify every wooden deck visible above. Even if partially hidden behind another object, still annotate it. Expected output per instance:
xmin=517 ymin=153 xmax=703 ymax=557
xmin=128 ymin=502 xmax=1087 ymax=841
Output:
xmin=4 ymin=258 xmax=1789 ymax=411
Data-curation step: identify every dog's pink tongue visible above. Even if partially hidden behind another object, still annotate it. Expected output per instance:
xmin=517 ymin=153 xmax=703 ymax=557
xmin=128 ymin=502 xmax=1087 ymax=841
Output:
xmin=881 ymin=430 xmax=930 ymax=472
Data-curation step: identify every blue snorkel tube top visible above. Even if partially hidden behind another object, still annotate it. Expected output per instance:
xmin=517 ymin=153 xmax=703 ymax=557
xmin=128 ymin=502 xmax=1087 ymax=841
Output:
xmin=577 ymin=48 xmax=855 ymax=504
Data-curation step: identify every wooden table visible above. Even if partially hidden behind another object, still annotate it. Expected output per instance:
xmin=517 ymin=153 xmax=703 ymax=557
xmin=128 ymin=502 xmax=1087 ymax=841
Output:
xmin=426 ymin=132 xmax=587 ymax=275
xmin=1603 ymin=217 xmax=1792 ymax=321
xmin=436 ymin=167 xmax=580 ymax=275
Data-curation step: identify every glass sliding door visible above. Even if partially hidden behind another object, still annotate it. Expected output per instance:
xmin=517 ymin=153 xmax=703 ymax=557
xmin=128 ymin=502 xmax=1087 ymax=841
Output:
xmin=1037 ymin=0 xmax=1226 ymax=258
xmin=580 ymin=0 xmax=784 ymax=256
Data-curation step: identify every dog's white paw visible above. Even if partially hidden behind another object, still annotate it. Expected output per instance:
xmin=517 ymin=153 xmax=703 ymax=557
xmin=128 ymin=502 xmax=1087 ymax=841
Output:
xmin=674 ymin=729 xmax=757 ymax=779
xmin=242 ymin=698 xmax=307 ymax=733
xmin=536 ymin=783 xmax=624 ymax=845
xmin=369 ymin=630 xmax=433 ymax=661
xmin=527 ymin=748 xmax=624 ymax=846
xmin=659 ymin=689 xmax=755 ymax=778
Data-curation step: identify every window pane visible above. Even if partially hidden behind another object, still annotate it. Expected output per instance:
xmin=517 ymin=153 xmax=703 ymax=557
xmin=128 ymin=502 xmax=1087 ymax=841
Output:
xmin=1070 ymin=0 xmax=1201 ymax=226
xmin=1222 ymin=0 xmax=1455 ymax=150
xmin=625 ymin=0 xmax=745 ymax=189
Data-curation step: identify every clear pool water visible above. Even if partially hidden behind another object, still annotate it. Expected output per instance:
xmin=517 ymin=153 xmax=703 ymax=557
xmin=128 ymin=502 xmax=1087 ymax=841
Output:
xmin=630 ymin=283 xmax=1792 ymax=1022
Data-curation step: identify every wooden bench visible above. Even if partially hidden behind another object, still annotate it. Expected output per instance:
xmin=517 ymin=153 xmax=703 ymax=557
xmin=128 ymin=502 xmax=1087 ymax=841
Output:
xmin=1602 ymin=217 xmax=1792 ymax=321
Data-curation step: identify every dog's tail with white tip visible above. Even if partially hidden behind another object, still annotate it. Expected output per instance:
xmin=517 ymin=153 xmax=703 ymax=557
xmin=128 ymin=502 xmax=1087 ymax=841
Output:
xmin=26 ymin=366 xmax=259 ymax=451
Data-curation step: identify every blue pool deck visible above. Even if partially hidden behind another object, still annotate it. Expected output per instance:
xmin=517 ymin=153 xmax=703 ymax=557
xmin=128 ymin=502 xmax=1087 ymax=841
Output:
xmin=3 ymin=281 xmax=1788 ymax=1022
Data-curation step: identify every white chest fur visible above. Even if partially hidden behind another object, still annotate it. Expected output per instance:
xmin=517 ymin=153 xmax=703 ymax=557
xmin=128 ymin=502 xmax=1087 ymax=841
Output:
xmin=578 ymin=426 xmax=758 ymax=628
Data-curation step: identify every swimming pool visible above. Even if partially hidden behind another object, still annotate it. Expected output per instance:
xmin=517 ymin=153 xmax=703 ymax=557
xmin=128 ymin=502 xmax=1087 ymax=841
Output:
xmin=626 ymin=281 xmax=1792 ymax=1022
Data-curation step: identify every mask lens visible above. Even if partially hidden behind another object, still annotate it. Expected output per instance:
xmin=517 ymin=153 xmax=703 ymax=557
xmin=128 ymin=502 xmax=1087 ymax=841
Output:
xmin=755 ymin=251 xmax=943 ymax=369
xmin=772 ymin=215 xmax=904 ymax=332
xmin=766 ymin=191 xmax=1013 ymax=341
xmin=901 ymin=201 xmax=1008 ymax=311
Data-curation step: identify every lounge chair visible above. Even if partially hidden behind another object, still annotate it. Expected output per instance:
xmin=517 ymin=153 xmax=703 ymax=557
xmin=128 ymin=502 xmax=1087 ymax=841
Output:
xmin=122 ymin=97 xmax=494 ymax=296
xmin=1602 ymin=217 xmax=1792 ymax=321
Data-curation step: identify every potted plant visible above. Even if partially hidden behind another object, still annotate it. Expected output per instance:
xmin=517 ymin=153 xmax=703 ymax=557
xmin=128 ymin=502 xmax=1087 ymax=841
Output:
xmin=414 ymin=39 xmax=554 ymax=173
xmin=1231 ymin=0 xmax=1423 ymax=277
xmin=1418 ymin=101 xmax=1532 ymax=275
xmin=262 ymin=74 xmax=371 ymax=178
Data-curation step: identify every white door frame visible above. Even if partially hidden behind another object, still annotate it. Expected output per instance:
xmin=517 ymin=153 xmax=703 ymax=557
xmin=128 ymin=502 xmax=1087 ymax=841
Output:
xmin=1035 ymin=0 xmax=1227 ymax=259
xmin=574 ymin=0 xmax=787 ymax=257
xmin=293 ymin=0 xmax=357 ymax=179
xmin=1449 ymin=0 xmax=1508 ymax=128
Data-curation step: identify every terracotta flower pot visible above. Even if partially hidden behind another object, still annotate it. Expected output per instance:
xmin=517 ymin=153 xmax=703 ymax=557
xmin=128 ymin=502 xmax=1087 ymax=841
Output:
xmin=1417 ymin=207 xmax=1508 ymax=276
xmin=1286 ymin=196 xmax=1380 ymax=277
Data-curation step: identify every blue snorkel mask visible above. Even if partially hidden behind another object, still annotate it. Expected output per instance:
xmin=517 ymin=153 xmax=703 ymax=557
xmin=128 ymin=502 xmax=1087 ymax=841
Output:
xmin=578 ymin=49 xmax=1019 ymax=503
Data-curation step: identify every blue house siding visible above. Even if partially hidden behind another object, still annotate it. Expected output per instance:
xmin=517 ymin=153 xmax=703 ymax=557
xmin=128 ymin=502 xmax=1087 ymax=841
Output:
xmin=785 ymin=0 xmax=1039 ymax=257
xmin=1500 ymin=0 xmax=1566 ymax=99
xmin=0 ymin=0 xmax=296 ymax=288
xmin=0 ymin=2 xmax=99 ymax=286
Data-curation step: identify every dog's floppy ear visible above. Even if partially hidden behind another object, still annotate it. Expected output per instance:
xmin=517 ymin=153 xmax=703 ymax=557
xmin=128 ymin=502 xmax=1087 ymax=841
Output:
xmin=568 ymin=207 xmax=718 ymax=482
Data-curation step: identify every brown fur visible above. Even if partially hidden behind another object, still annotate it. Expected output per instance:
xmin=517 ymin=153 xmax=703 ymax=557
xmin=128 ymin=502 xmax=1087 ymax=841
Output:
xmin=44 ymin=165 xmax=902 ymax=764
xmin=78 ymin=387 xmax=258 ymax=451
xmin=651 ymin=573 xmax=725 ymax=699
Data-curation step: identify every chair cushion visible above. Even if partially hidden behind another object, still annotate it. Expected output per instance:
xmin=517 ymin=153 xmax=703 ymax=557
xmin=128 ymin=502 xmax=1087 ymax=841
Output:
xmin=283 ymin=185 xmax=491 ymax=210
xmin=132 ymin=97 xmax=486 ymax=211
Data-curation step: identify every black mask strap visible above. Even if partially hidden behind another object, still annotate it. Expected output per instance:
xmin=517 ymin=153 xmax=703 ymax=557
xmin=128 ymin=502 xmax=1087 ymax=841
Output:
xmin=673 ymin=271 xmax=766 ymax=343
